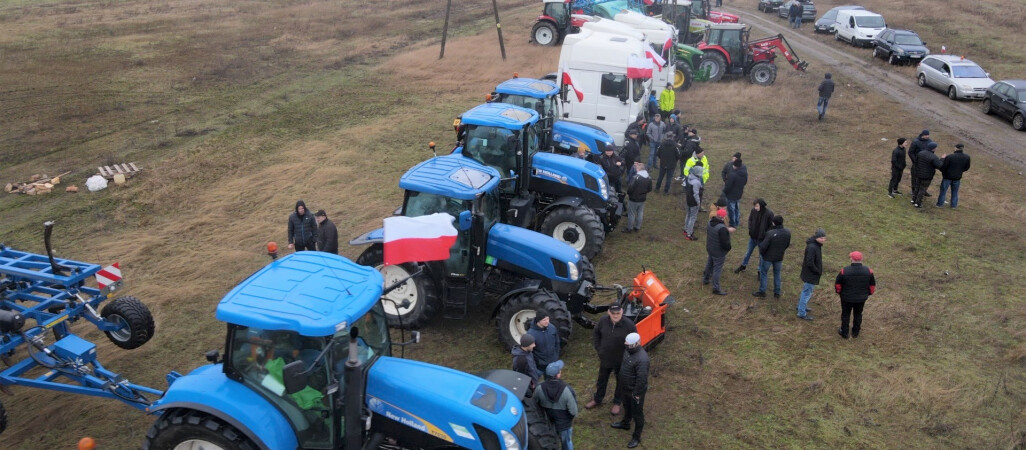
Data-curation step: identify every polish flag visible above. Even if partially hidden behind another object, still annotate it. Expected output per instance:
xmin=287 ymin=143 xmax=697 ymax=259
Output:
xmin=562 ymin=71 xmax=584 ymax=102
xmin=383 ymin=213 xmax=458 ymax=265
xmin=662 ymin=38 xmax=673 ymax=59
xmin=646 ymin=49 xmax=666 ymax=71
xmin=627 ymin=55 xmax=653 ymax=79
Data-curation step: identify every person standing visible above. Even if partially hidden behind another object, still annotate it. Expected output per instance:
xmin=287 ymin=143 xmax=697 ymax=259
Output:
xmin=599 ymin=144 xmax=625 ymax=193
xmin=658 ymin=83 xmax=676 ymax=119
xmin=534 ymin=360 xmax=578 ymax=450
xmin=816 ymin=73 xmax=834 ymax=120
xmin=912 ymin=142 xmax=945 ymax=208
xmin=888 ymin=138 xmax=908 ymax=197
xmin=645 ymin=113 xmax=666 ymax=168
xmin=622 ymin=129 xmax=642 ymax=172
xmin=314 ymin=210 xmax=339 ymax=254
xmin=722 ymin=158 xmax=748 ymax=228
xmin=683 ymin=164 xmax=705 ymax=241
xmin=666 ymin=114 xmax=682 ymax=141
xmin=677 ymin=127 xmax=701 ymax=180
xmin=287 ymin=200 xmax=317 ymax=251
xmin=835 ymin=251 xmax=876 ymax=339
xmin=789 ymin=1 xmax=803 ymax=29
xmin=527 ymin=310 xmax=560 ymax=377
xmin=682 ymin=146 xmax=710 ymax=206
xmin=753 ymin=215 xmax=791 ymax=299
xmin=721 ymin=152 xmax=741 ymax=184
xmin=907 ymin=130 xmax=933 ymax=195
xmin=735 ymin=198 xmax=774 ymax=274
xmin=624 ymin=163 xmax=653 ymax=233
xmin=703 ymin=208 xmax=732 ymax=295
xmin=587 ymin=305 xmax=637 ymax=415
xmin=796 ymin=228 xmax=825 ymax=321
xmin=937 ymin=143 xmax=970 ymax=208
xmin=512 ymin=334 xmax=540 ymax=387
xmin=625 ymin=114 xmax=646 ymax=143
xmin=655 ymin=131 xmax=679 ymax=194
xmin=610 ymin=333 xmax=649 ymax=449
xmin=647 ymin=90 xmax=659 ymax=122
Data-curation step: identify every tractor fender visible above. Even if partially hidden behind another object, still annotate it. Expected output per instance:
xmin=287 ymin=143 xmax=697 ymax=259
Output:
xmin=148 ymin=364 xmax=298 ymax=450
xmin=540 ymin=196 xmax=584 ymax=214
xmin=490 ymin=278 xmax=543 ymax=319
xmin=349 ymin=227 xmax=384 ymax=246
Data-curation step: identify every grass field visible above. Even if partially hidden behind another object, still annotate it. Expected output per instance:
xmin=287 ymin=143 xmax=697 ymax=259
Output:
xmin=1 ymin=0 xmax=1024 ymax=448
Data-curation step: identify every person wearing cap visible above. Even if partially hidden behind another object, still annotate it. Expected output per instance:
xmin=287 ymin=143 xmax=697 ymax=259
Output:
xmin=527 ymin=309 xmax=560 ymax=378
xmin=937 ymin=143 xmax=971 ymax=208
xmin=314 ymin=210 xmax=338 ymax=254
xmin=721 ymin=152 xmax=742 ymax=183
xmin=599 ymin=144 xmax=625 ymax=193
xmin=287 ymin=200 xmax=317 ymax=251
xmin=735 ymin=198 xmax=773 ymax=275
xmin=683 ymin=162 xmax=705 ymax=241
xmin=834 ymin=251 xmax=876 ymax=339
xmin=753 ymin=215 xmax=791 ymax=299
xmin=722 ymin=157 xmax=748 ymax=228
xmin=622 ymin=129 xmax=643 ymax=177
xmin=587 ymin=305 xmax=637 ymax=414
xmin=816 ymin=73 xmax=834 ymax=120
xmin=659 ymin=83 xmax=676 ymax=120
xmin=533 ymin=360 xmax=578 ymax=450
xmin=512 ymin=334 xmax=540 ymax=386
xmin=888 ymin=138 xmax=909 ymax=198
xmin=655 ymin=130 xmax=680 ymax=194
xmin=912 ymin=141 xmax=946 ymax=208
xmin=625 ymin=114 xmax=645 ymax=146
xmin=907 ymin=130 xmax=934 ymax=195
xmin=646 ymin=113 xmax=666 ymax=168
xmin=703 ymin=208 xmax=732 ymax=295
xmin=797 ymin=229 xmax=826 ymax=321
xmin=624 ymin=162 xmax=653 ymax=233
xmin=611 ymin=332 xmax=649 ymax=448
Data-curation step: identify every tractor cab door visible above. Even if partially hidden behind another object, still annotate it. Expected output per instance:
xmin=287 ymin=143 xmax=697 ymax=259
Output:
xmin=544 ymin=2 xmax=571 ymax=31
xmin=721 ymin=29 xmax=745 ymax=70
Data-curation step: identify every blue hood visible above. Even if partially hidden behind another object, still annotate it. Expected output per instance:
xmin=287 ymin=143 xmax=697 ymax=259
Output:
xmin=486 ymin=223 xmax=582 ymax=283
xmin=552 ymin=120 xmax=615 ymax=155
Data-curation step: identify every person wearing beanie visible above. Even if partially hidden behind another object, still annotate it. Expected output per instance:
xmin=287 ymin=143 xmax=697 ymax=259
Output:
xmin=527 ymin=309 xmax=560 ymax=377
xmin=588 ymin=305 xmax=637 ymax=415
xmin=721 ymin=151 xmax=742 ymax=183
xmin=722 ymin=157 xmax=748 ymax=228
xmin=835 ymin=251 xmax=876 ymax=339
xmin=703 ymin=208 xmax=732 ymax=295
xmin=655 ymin=130 xmax=680 ymax=194
xmin=624 ymin=162 xmax=653 ymax=233
xmin=817 ymin=73 xmax=835 ymax=120
xmin=533 ymin=359 xmax=578 ymax=450
xmin=912 ymin=141 xmax=946 ymax=208
xmin=888 ymin=137 xmax=910 ymax=197
xmin=611 ymin=332 xmax=649 ymax=448
xmin=736 ymin=198 xmax=774 ymax=275
xmin=287 ymin=200 xmax=317 ymax=251
xmin=907 ymin=129 xmax=934 ymax=194
xmin=753 ymin=214 xmax=791 ymax=299
xmin=683 ymin=163 xmax=706 ymax=241
xmin=622 ymin=128 xmax=643 ymax=179
xmin=937 ymin=143 xmax=971 ymax=208
xmin=659 ymin=82 xmax=676 ymax=120
xmin=796 ymin=229 xmax=826 ymax=321
xmin=599 ymin=144 xmax=626 ymax=193
xmin=314 ymin=209 xmax=339 ymax=254
xmin=512 ymin=333 xmax=540 ymax=386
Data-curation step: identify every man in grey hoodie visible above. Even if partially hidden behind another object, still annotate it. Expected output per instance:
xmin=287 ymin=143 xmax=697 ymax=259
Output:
xmin=683 ymin=164 xmax=705 ymax=241
xmin=534 ymin=360 xmax=578 ymax=450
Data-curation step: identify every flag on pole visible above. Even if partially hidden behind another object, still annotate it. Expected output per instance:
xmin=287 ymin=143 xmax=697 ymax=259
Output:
xmin=562 ymin=70 xmax=585 ymax=102
xmin=627 ymin=54 xmax=653 ymax=79
xmin=662 ymin=38 xmax=673 ymax=59
xmin=646 ymin=49 xmax=666 ymax=72
xmin=383 ymin=213 xmax=458 ymax=265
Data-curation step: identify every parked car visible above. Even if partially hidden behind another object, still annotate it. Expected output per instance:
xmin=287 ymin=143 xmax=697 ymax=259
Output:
xmin=981 ymin=80 xmax=1026 ymax=130
xmin=813 ymin=5 xmax=863 ymax=33
xmin=758 ymin=0 xmax=786 ymax=13
xmin=834 ymin=10 xmax=886 ymax=47
xmin=872 ymin=29 xmax=929 ymax=65
xmin=916 ymin=55 xmax=995 ymax=100
xmin=777 ymin=0 xmax=816 ymax=21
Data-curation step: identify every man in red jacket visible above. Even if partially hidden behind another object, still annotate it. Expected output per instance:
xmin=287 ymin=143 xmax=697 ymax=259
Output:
xmin=835 ymin=251 xmax=877 ymax=339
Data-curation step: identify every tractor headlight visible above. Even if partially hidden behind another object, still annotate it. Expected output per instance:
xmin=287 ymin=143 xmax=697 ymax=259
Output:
xmin=598 ymin=177 xmax=609 ymax=200
xmin=568 ymin=262 xmax=580 ymax=281
xmin=500 ymin=430 xmax=520 ymax=450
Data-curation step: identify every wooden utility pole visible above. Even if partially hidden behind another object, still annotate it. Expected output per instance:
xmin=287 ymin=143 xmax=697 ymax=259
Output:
xmin=491 ymin=0 xmax=507 ymax=60
xmin=440 ymin=0 xmax=453 ymax=59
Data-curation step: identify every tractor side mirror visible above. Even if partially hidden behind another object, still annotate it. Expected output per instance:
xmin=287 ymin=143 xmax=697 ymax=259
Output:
xmin=394 ymin=330 xmax=421 ymax=347
xmin=282 ymin=360 xmax=310 ymax=395
xmin=458 ymin=210 xmax=473 ymax=231
xmin=205 ymin=350 xmax=220 ymax=364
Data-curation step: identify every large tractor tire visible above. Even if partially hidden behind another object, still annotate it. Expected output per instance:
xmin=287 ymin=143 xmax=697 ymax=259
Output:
xmin=578 ymin=256 xmax=596 ymax=286
xmin=356 ymin=244 xmax=440 ymax=329
xmin=100 ymin=296 xmax=155 ymax=350
xmin=674 ymin=62 xmax=694 ymax=91
xmin=496 ymin=290 xmax=572 ymax=350
xmin=143 ymin=409 xmax=258 ymax=450
xmin=698 ymin=52 xmax=726 ymax=82
xmin=539 ymin=205 xmax=605 ymax=260
xmin=0 ymin=399 xmax=7 ymax=435
xmin=524 ymin=399 xmax=560 ymax=450
xmin=749 ymin=62 xmax=778 ymax=86
xmin=532 ymin=22 xmax=559 ymax=46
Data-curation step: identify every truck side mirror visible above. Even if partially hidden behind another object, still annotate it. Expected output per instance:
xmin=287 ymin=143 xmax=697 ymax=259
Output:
xmin=618 ymin=83 xmax=629 ymax=103
xmin=458 ymin=210 xmax=472 ymax=231
xmin=282 ymin=360 xmax=309 ymax=395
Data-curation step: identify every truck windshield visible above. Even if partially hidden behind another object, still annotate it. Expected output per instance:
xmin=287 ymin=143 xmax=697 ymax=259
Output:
xmin=952 ymin=65 xmax=987 ymax=78
xmin=404 ymin=191 xmax=465 ymax=218
xmin=854 ymin=16 xmax=885 ymax=28
xmin=499 ymin=94 xmax=553 ymax=118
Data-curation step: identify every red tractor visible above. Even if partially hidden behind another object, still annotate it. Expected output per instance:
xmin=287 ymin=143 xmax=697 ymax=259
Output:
xmin=696 ymin=23 xmax=808 ymax=85
xmin=690 ymin=0 xmax=740 ymax=23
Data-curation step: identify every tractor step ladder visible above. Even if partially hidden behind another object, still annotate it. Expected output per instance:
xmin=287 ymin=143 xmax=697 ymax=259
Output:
xmin=441 ymin=278 xmax=469 ymax=320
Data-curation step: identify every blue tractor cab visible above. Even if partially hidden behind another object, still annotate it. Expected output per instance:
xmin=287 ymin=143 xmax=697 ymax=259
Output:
xmin=145 ymin=251 xmax=557 ymax=449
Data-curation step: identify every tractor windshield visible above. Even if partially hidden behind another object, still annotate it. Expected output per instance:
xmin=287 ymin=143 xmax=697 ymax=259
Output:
xmin=463 ymin=125 xmax=518 ymax=178
xmin=499 ymin=94 xmax=554 ymax=119
xmin=544 ymin=2 xmax=570 ymax=25
xmin=331 ymin=305 xmax=392 ymax=366
xmin=404 ymin=191 xmax=465 ymax=219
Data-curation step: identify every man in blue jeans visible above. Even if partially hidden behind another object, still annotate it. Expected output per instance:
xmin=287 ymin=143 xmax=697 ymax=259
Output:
xmin=937 ymin=143 xmax=971 ymax=208
xmin=753 ymin=215 xmax=791 ymax=298
xmin=797 ymin=229 xmax=825 ymax=320
xmin=735 ymin=199 xmax=773 ymax=275
xmin=817 ymin=73 xmax=834 ymax=120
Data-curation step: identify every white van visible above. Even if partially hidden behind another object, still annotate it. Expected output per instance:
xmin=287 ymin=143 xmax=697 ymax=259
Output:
xmin=834 ymin=10 xmax=886 ymax=47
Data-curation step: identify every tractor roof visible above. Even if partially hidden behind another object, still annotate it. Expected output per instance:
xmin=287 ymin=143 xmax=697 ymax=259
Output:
xmin=216 ymin=252 xmax=384 ymax=337
xmin=399 ymin=155 xmax=500 ymax=200
xmin=495 ymin=78 xmax=560 ymax=99
xmin=459 ymin=103 xmax=539 ymax=129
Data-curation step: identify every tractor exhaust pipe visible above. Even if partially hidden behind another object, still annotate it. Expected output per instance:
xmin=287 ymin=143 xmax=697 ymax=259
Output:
xmin=344 ymin=327 xmax=364 ymax=450
xmin=43 ymin=221 xmax=68 ymax=276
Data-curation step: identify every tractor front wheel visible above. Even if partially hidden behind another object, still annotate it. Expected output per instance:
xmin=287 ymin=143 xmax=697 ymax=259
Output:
xmin=100 ymin=296 xmax=155 ymax=350
xmin=525 ymin=399 xmax=561 ymax=450
xmin=698 ymin=52 xmax=726 ymax=82
xmin=749 ymin=62 xmax=778 ymax=86
xmin=143 ymin=409 xmax=258 ymax=450
xmin=532 ymin=22 xmax=559 ymax=46
xmin=356 ymin=244 xmax=440 ymax=329
xmin=674 ymin=62 xmax=694 ymax=91
xmin=496 ymin=290 xmax=572 ymax=350
xmin=539 ymin=205 xmax=605 ymax=260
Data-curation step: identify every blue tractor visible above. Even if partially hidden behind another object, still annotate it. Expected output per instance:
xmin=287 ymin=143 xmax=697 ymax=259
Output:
xmin=143 ymin=251 xmax=560 ymax=449
xmin=453 ymin=101 xmax=620 ymax=260
xmin=350 ymin=155 xmax=607 ymax=349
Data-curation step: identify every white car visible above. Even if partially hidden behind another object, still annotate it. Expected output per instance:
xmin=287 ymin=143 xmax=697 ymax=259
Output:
xmin=916 ymin=55 xmax=995 ymax=100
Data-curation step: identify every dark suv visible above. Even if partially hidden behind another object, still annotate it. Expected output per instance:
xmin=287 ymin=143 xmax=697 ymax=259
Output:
xmin=872 ymin=29 xmax=929 ymax=65
xmin=758 ymin=0 xmax=786 ymax=13
xmin=981 ymin=80 xmax=1026 ymax=131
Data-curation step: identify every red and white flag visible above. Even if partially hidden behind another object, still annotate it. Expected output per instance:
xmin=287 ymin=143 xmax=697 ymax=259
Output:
xmin=383 ymin=213 xmax=458 ymax=265
xmin=562 ymin=71 xmax=584 ymax=102
xmin=662 ymin=38 xmax=673 ymax=59
xmin=627 ymin=55 xmax=653 ymax=79
xmin=646 ymin=49 xmax=666 ymax=72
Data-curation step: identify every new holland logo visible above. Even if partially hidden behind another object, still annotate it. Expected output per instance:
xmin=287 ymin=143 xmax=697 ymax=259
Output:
xmin=535 ymin=169 xmax=567 ymax=184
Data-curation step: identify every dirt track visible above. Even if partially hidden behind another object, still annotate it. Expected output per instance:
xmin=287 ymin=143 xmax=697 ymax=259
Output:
xmin=722 ymin=6 xmax=1026 ymax=170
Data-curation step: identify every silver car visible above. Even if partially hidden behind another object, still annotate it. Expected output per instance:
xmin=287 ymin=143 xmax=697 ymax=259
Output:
xmin=916 ymin=55 xmax=995 ymax=100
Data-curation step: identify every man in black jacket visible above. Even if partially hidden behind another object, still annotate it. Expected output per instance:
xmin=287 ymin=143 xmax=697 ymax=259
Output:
xmin=624 ymin=114 xmax=645 ymax=145
xmin=611 ymin=332 xmax=649 ymax=449
xmin=736 ymin=199 xmax=773 ymax=274
xmin=937 ymin=143 xmax=971 ymax=208
xmin=888 ymin=138 xmax=909 ymax=197
xmin=816 ymin=73 xmax=834 ymax=120
xmin=722 ymin=158 xmax=748 ymax=228
xmin=287 ymin=200 xmax=317 ymax=251
xmin=654 ymin=131 xmax=679 ymax=194
xmin=703 ymin=209 xmax=732 ymax=295
xmin=721 ymin=152 xmax=741 ymax=183
xmin=623 ymin=163 xmax=652 ymax=233
xmin=907 ymin=130 xmax=933 ymax=195
xmin=677 ymin=128 xmax=701 ymax=178
xmin=599 ymin=144 xmax=625 ymax=193
xmin=835 ymin=251 xmax=876 ymax=338
xmin=621 ymin=130 xmax=642 ymax=175
xmin=587 ymin=306 xmax=637 ymax=415
xmin=797 ymin=229 xmax=826 ymax=321
xmin=314 ymin=210 xmax=339 ymax=254
xmin=754 ymin=215 xmax=791 ymax=298
xmin=912 ymin=142 xmax=945 ymax=208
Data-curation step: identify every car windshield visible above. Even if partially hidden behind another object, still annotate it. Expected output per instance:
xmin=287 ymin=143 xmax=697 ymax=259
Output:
xmin=952 ymin=65 xmax=988 ymax=78
xmin=1017 ymin=89 xmax=1026 ymax=101
xmin=855 ymin=16 xmax=885 ymax=27
xmin=821 ymin=11 xmax=836 ymax=20
xmin=894 ymin=34 xmax=922 ymax=46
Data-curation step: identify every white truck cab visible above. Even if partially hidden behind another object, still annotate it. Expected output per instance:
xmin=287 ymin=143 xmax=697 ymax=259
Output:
xmin=834 ymin=10 xmax=886 ymax=47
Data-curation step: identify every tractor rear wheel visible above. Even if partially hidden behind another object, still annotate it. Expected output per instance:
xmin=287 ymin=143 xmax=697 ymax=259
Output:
xmin=356 ymin=244 xmax=440 ymax=329
xmin=579 ymin=256 xmax=596 ymax=286
xmin=532 ymin=22 xmax=558 ymax=46
xmin=698 ymin=52 xmax=726 ymax=82
xmin=143 ymin=409 xmax=258 ymax=450
xmin=749 ymin=62 xmax=778 ymax=86
xmin=524 ymin=399 xmax=560 ymax=450
xmin=539 ymin=205 xmax=605 ymax=260
xmin=100 ymin=296 xmax=155 ymax=350
xmin=496 ymin=290 xmax=572 ymax=350
xmin=674 ymin=62 xmax=694 ymax=91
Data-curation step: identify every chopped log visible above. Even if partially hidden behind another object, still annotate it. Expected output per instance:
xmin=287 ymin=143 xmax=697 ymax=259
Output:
xmin=66 ymin=185 xmax=79 ymax=193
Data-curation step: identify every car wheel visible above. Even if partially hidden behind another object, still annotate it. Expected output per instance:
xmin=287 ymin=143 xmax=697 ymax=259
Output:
xmin=872 ymin=47 xmax=879 ymax=59
xmin=834 ymin=32 xmax=841 ymax=41
xmin=1014 ymin=113 xmax=1025 ymax=131
xmin=917 ymin=74 xmax=927 ymax=87
xmin=948 ymin=86 xmax=958 ymax=100
xmin=981 ymin=99 xmax=993 ymax=115
xmin=850 ymin=36 xmax=858 ymax=47
xmin=889 ymin=53 xmax=898 ymax=65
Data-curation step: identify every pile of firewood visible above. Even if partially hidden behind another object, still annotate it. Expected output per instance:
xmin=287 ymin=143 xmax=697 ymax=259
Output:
xmin=4 ymin=171 xmax=73 ymax=195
